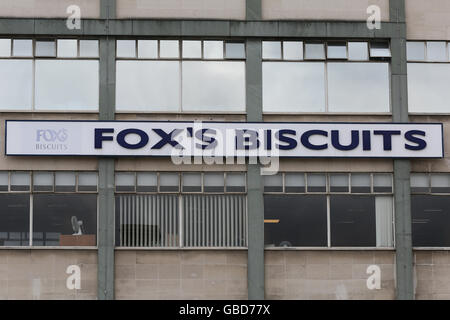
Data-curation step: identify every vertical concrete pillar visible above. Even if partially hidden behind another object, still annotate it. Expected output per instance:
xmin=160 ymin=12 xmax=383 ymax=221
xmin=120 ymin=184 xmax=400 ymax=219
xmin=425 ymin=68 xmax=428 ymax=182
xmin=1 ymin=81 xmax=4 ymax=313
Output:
xmin=390 ymin=0 xmax=414 ymax=300
xmin=246 ymin=0 xmax=265 ymax=296
xmin=98 ymin=0 xmax=116 ymax=300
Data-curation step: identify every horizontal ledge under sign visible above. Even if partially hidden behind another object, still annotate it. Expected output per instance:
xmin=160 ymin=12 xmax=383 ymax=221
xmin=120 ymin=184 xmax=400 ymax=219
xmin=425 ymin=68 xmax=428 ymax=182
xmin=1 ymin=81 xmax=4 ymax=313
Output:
xmin=5 ymin=120 xmax=444 ymax=158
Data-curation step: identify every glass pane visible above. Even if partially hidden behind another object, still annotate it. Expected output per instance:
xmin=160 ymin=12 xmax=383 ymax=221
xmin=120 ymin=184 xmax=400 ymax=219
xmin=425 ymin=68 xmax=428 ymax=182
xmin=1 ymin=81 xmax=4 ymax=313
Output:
xmin=33 ymin=194 xmax=97 ymax=247
xmin=263 ymin=62 xmax=326 ymax=112
xmin=225 ymin=42 xmax=245 ymax=59
xmin=80 ymin=40 xmax=99 ymax=58
xmin=431 ymin=174 xmax=450 ymax=193
xmin=182 ymin=40 xmax=201 ymax=59
xmin=427 ymin=41 xmax=447 ymax=62
xmin=0 ymin=39 xmax=11 ymax=57
xmin=226 ymin=173 xmax=246 ymax=192
xmin=0 ymin=172 xmax=8 ymax=191
xmin=412 ymin=195 xmax=450 ymax=247
xmin=370 ymin=41 xmax=391 ymax=57
xmin=348 ymin=42 xmax=369 ymax=61
xmin=264 ymin=195 xmax=327 ymax=247
xmin=33 ymin=172 xmax=53 ymax=192
xmin=13 ymin=39 xmax=32 ymax=57
xmin=330 ymin=174 xmax=349 ymax=192
xmin=373 ymin=173 xmax=393 ymax=193
xmin=330 ymin=195 xmax=376 ymax=247
xmin=0 ymin=60 xmax=33 ymax=110
xmin=376 ymin=196 xmax=394 ymax=247
xmin=160 ymin=40 xmax=179 ymax=58
xmin=204 ymin=41 xmax=223 ymax=59
xmin=182 ymin=173 xmax=202 ymax=192
xmin=283 ymin=41 xmax=303 ymax=60
xmin=115 ymin=173 xmax=135 ymax=192
xmin=116 ymin=61 xmax=180 ymax=111
xmin=304 ymin=43 xmax=325 ymax=60
xmin=351 ymin=173 xmax=371 ymax=193
xmin=115 ymin=194 xmax=179 ymax=247
xmin=327 ymin=42 xmax=347 ymax=59
xmin=10 ymin=172 xmax=30 ymax=191
xmin=57 ymin=39 xmax=77 ymax=58
xmin=307 ymin=174 xmax=326 ymax=192
xmin=285 ymin=173 xmax=305 ymax=193
xmin=55 ymin=172 xmax=76 ymax=192
xmin=407 ymin=42 xmax=425 ymax=61
xmin=78 ymin=172 xmax=98 ymax=192
xmin=410 ymin=173 xmax=429 ymax=193
xmin=262 ymin=41 xmax=281 ymax=60
xmin=408 ymin=63 xmax=450 ymax=113
xmin=35 ymin=60 xmax=99 ymax=111
xmin=0 ymin=194 xmax=30 ymax=246
xmin=327 ymin=62 xmax=390 ymax=112
xmin=204 ymin=173 xmax=224 ymax=193
xmin=159 ymin=173 xmax=179 ymax=192
xmin=138 ymin=40 xmax=158 ymax=59
xmin=264 ymin=174 xmax=283 ymax=192
xmin=35 ymin=40 xmax=56 ymax=57
xmin=117 ymin=40 xmax=136 ymax=58
xmin=182 ymin=61 xmax=245 ymax=112
xmin=137 ymin=173 xmax=157 ymax=192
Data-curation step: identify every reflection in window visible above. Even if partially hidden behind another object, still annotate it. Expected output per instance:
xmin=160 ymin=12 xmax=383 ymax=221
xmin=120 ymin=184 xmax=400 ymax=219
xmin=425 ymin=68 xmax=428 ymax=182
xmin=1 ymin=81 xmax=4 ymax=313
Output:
xmin=0 ymin=194 xmax=30 ymax=246
xmin=34 ymin=60 xmax=99 ymax=111
xmin=32 ymin=194 xmax=97 ymax=246
xmin=264 ymin=195 xmax=328 ymax=247
xmin=182 ymin=61 xmax=245 ymax=112
xmin=263 ymin=62 xmax=326 ymax=112
xmin=412 ymin=195 xmax=450 ymax=247
xmin=0 ymin=60 xmax=33 ymax=110
xmin=327 ymin=62 xmax=390 ymax=112
xmin=408 ymin=63 xmax=450 ymax=113
xmin=116 ymin=61 xmax=180 ymax=111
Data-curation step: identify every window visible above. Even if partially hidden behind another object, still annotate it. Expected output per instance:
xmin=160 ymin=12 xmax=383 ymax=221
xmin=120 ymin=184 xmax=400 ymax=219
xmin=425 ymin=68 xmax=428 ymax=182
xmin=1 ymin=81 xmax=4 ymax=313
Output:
xmin=407 ymin=41 xmax=450 ymax=113
xmin=264 ymin=173 xmax=394 ymax=248
xmin=411 ymin=173 xmax=450 ymax=247
xmin=116 ymin=39 xmax=246 ymax=113
xmin=262 ymin=40 xmax=391 ymax=113
xmin=0 ymin=171 xmax=98 ymax=247
xmin=115 ymin=172 xmax=247 ymax=248
xmin=0 ymin=38 xmax=99 ymax=111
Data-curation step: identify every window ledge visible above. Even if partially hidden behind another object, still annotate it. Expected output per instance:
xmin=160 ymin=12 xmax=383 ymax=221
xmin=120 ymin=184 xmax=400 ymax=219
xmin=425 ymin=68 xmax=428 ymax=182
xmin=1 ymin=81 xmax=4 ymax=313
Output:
xmin=264 ymin=247 xmax=395 ymax=251
xmin=0 ymin=246 xmax=97 ymax=250
xmin=413 ymin=247 xmax=450 ymax=251
xmin=263 ymin=112 xmax=392 ymax=116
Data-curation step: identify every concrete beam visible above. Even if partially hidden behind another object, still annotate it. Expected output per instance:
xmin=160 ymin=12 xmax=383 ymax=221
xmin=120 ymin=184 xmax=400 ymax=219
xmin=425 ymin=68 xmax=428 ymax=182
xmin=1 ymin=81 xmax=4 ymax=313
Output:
xmin=0 ymin=18 xmax=400 ymax=38
xmin=390 ymin=0 xmax=414 ymax=300
xmin=246 ymin=38 xmax=264 ymax=300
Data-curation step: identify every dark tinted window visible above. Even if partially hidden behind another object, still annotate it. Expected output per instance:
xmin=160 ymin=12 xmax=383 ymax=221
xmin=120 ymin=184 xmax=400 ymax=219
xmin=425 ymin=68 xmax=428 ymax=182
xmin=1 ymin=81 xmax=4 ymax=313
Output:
xmin=0 ymin=194 xmax=29 ymax=246
xmin=412 ymin=195 xmax=450 ymax=247
xmin=33 ymin=194 xmax=97 ymax=246
xmin=330 ymin=195 xmax=376 ymax=247
xmin=264 ymin=195 xmax=327 ymax=247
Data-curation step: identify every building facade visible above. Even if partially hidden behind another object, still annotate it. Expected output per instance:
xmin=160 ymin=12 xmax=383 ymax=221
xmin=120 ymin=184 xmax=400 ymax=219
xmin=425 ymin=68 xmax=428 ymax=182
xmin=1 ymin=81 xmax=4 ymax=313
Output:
xmin=0 ymin=0 xmax=449 ymax=300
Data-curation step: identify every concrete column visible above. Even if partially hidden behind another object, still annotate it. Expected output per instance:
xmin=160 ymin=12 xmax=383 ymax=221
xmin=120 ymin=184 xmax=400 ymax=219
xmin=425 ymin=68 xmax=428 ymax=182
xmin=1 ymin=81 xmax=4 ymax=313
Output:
xmin=98 ymin=0 xmax=116 ymax=299
xmin=246 ymin=0 xmax=262 ymax=21
xmin=390 ymin=0 xmax=414 ymax=300
xmin=246 ymin=33 xmax=265 ymax=299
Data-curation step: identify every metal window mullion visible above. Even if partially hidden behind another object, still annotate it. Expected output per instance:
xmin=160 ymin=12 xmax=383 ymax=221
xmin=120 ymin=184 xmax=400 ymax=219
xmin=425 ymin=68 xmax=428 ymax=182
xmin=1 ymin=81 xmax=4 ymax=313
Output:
xmin=179 ymin=195 xmax=183 ymax=248
xmin=327 ymin=195 xmax=331 ymax=248
xmin=29 ymin=194 xmax=33 ymax=246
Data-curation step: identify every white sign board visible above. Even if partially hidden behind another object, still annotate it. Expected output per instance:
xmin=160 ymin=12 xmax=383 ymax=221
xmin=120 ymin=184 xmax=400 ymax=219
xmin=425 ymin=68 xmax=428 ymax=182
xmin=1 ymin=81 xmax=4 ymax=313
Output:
xmin=5 ymin=120 xmax=444 ymax=158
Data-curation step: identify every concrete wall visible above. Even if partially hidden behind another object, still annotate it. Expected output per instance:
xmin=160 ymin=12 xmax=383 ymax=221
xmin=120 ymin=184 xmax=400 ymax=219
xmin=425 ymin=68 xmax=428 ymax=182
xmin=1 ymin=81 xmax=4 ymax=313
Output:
xmin=265 ymin=251 xmax=395 ymax=300
xmin=115 ymin=250 xmax=248 ymax=299
xmin=0 ymin=0 xmax=100 ymax=18
xmin=0 ymin=114 xmax=98 ymax=171
xmin=406 ymin=0 xmax=450 ymax=40
xmin=0 ymin=250 xmax=97 ymax=300
xmin=411 ymin=116 xmax=450 ymax=173
xmin=116 ymin=0 xmax=246 ymax=20
xmin=261 ymin=0 xmax=389 ymax=21
xmin=415 ymin=251 xmax=450 ymax=299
